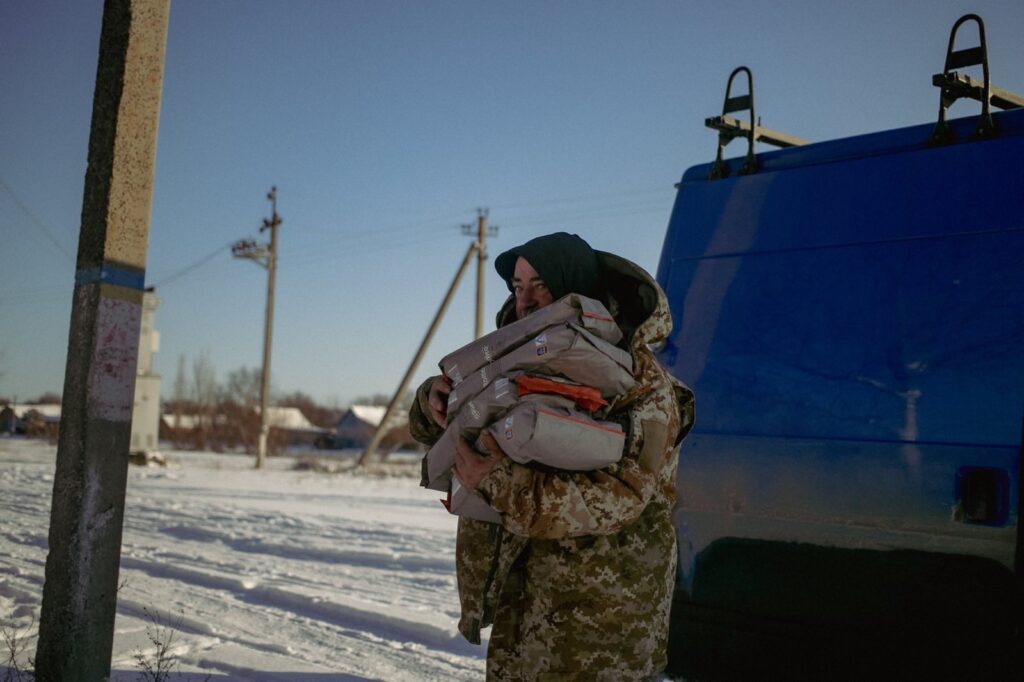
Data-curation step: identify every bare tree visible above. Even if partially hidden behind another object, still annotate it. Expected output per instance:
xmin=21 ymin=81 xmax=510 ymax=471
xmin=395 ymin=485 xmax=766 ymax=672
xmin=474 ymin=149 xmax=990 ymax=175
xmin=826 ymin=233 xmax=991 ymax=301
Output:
xmin=223 ymin=366 xmax=262 ymax=407
xmin=173 ymin=354 xmax=187 ymax=404
xmin=191 ymin=352 xmax=218 ymax=450
xmin=168 ymin=354 xmax=189 ymax=447
xmin=220 ymin=366 xmax=262 ymax=453
xmin=279 ymin=390 xmax=340 ymax=429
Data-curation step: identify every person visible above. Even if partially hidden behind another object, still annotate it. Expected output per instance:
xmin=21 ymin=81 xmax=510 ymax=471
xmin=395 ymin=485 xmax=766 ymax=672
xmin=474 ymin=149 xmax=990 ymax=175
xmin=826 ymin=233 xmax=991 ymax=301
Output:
xmin=409 ymin=232 xmax=694 ymax=680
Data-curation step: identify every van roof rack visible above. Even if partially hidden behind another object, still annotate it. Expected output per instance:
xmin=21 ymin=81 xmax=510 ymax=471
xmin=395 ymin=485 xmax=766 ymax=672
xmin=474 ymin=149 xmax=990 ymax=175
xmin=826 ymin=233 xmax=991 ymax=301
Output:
xmin=932 ymin=13 xmax=1024 ymax=144
xmin=706 ymin=66 xmax=808 ymax=180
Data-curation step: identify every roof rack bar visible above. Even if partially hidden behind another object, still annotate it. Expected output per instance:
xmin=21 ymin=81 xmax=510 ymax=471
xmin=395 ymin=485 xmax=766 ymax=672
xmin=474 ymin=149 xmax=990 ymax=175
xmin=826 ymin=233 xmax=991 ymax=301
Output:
xmin=932 ymin=72 xmax=1024 ymax=111
xmin=706 ymin=66 xmax=808 ymax=180
xmin=706 ymin=115 xmax=809 ymax=149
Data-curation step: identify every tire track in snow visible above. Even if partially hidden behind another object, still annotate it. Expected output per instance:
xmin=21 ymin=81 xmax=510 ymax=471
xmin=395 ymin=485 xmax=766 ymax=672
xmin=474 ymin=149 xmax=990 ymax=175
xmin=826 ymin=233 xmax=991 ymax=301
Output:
xmin=156 ymin=523 xmax=454 ymax=573
xmin=118 ymin=555 xmax=478 ymax=656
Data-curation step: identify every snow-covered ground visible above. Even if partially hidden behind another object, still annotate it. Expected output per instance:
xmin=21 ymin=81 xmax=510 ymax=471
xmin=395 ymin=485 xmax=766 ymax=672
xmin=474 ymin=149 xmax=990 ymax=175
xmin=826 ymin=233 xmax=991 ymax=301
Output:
xmin=0 ymin=437 xmax=486 ymax=680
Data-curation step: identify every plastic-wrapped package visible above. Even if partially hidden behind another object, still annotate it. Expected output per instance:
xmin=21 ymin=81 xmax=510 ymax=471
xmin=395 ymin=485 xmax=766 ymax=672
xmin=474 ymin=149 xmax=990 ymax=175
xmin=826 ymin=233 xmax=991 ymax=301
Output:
xmin=439 ymin=293 xmax=621 ymax=385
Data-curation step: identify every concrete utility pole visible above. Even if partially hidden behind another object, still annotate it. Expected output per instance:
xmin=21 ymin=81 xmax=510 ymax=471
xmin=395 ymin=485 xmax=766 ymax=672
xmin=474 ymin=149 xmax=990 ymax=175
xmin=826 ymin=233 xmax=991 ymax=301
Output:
xmin=232 ymin=187 xmax=281 ymax=469
xmin=35 ymin=1 xmax=169 ymax=680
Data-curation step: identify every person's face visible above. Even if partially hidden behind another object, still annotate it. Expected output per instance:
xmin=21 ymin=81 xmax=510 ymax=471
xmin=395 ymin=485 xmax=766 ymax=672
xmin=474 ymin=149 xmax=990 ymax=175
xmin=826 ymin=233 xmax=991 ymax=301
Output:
xmin=512 ymin=256 xmax=554 ymax=319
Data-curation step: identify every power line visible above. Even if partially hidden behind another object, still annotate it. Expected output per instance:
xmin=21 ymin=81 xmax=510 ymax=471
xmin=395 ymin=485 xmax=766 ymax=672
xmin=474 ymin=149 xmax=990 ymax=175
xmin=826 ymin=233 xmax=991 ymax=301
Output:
xmin=0 ymin=175 xmax=76 ymax=264
xmin=2 ymin=242 xmax=232 ymax=300
xmin=0 ymin=186 xmax=673 ymax=299
xmin=2 ymin=206 xmax=670 ymax=302
xmin=283 ymin=223 xmax=448 ymax=260
xmin=148 ymin=241 xmax=234 ymax=288
xmin=281 ymin=196 xmax=670 ymax=267
xmin=294 ymin=208 xmax=475 ymax=242
xmin=487 ymin=186 xmax=668 ymax=211
xmin=1 ymin=282 xmax=71 ymax=302
xmin=281 ymin=187 xmax=669 ymax=260
xmin=502 ymin=199 xmax=670 ymax=229
xmin=283 ymin=214 xmax=463 ymax=260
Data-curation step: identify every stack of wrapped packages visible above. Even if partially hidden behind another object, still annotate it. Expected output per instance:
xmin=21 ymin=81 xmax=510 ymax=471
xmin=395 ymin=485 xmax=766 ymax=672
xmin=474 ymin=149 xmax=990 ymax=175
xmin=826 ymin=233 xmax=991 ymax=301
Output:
xmin=421 ymin=293 xmax=635 ymax=523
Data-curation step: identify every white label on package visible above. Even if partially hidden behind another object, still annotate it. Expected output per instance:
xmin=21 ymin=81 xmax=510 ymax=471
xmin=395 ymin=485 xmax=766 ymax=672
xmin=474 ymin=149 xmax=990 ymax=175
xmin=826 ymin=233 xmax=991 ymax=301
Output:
xmin=494 ymin=377 xmax=511 ymax=399
xmin=534 ymin=333 xmax=548 ymax=356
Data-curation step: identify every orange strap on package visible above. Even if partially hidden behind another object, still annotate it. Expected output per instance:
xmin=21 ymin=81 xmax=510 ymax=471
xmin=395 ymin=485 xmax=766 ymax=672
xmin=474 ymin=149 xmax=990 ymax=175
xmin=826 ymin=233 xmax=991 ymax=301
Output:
xmin=515 ymin=375 xmax=608 ymax=412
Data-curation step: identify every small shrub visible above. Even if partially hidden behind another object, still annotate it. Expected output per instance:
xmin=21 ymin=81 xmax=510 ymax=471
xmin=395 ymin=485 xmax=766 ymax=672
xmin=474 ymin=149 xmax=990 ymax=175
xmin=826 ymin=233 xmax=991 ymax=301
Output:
xmin=133 ymin=608 xmax=182 ymax=682
xmin=1 ymin=618 xmax=35 ymax=682
xmin=132 ymin=608 xmax=211 ymax=682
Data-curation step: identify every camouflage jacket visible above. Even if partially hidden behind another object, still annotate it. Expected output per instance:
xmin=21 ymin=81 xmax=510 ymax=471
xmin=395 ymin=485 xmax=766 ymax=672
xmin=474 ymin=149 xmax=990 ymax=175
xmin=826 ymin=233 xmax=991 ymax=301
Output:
xmin=410 ymin=251 xmax=694 ymax=681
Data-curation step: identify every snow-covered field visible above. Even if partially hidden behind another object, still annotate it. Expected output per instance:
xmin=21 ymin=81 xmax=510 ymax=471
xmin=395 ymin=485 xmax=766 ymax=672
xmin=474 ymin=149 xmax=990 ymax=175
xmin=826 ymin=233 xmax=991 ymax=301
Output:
xmin=0 ymin=437 xmax=486 ymax=680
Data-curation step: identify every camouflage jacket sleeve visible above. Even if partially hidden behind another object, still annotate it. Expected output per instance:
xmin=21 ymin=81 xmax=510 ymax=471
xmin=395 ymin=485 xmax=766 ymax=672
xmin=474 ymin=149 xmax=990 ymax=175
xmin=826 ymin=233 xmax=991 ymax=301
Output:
xmin=475 ymin=349 xmax=691 ymax=539
xmin=409 ymin=376 xmax=445 ymax=447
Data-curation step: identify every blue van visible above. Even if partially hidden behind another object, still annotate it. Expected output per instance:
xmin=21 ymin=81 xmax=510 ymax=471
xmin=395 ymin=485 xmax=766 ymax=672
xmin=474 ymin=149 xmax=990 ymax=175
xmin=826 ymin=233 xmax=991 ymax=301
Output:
xmin=656 ymin=15 xmax=1022 ymax=680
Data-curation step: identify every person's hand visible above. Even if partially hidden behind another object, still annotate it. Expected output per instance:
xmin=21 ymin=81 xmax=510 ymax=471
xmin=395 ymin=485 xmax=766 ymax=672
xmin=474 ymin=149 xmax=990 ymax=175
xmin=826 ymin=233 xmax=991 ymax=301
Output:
xmin=454 ymin=431 xmax=506 ymax=489
xmin=428 ymin=375 xmax=452 ymax=428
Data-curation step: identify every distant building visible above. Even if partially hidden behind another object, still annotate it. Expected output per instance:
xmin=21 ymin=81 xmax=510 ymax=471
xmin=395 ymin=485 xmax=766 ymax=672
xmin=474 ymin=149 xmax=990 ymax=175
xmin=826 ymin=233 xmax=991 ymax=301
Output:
xmin=160 ymin=406 xmax=327 ymax=450
xmin=263 ymin=406 xmax=328 ymax=448
xmin=2 ymin=403 xmax=61 ymax=437
xmin=159 ymin=413 xmax=228 ymax=442
xmin=262 ymin=406 xmax=324 ymax=433
xmin=160 ymin=414 xmax=208 ymax=432
xmin=130 ymin=290 xmax=161 ymax=453
xmin=319 ymin=405 xmax=415 ymax=451
xmin=332 ymin=405 xmax=389 ymax=448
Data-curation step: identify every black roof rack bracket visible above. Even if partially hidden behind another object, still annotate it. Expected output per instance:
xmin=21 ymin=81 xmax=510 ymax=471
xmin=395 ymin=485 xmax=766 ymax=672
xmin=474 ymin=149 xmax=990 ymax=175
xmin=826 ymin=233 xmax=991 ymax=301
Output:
xmin=931 ymin=14 xmax=1024 ymax=145
xmin=706 ymin=67 xmax=808 ymax=180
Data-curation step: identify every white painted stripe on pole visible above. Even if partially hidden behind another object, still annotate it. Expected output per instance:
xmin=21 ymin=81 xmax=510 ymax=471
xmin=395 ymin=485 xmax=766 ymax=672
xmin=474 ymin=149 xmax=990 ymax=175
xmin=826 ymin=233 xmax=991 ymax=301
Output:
xmin=86 ymin=297 xmax=142 ymax=422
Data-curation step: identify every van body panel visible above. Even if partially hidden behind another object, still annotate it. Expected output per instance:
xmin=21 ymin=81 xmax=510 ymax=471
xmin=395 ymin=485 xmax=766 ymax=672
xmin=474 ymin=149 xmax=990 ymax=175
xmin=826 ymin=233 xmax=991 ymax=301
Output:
xmin=656 ymin=107 xmax=1023 ymax=678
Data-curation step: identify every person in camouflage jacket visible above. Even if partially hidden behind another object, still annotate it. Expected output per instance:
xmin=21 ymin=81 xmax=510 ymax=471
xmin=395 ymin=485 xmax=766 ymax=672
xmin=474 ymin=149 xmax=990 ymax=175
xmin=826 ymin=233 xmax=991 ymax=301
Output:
xmin=409 ymin=233 xmax=694 ymax=681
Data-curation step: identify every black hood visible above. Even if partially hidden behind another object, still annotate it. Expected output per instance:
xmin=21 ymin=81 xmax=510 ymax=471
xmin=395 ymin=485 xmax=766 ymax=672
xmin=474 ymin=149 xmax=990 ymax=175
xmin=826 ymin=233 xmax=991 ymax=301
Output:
xmin=495 ymin=249 xmax=669 ymax=349
xmin=494 ymin=232 xmax=602 ymax=302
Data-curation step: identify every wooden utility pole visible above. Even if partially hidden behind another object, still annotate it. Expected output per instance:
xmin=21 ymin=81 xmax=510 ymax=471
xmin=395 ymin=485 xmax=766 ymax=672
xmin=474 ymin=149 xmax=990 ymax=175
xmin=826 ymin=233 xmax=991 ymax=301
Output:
xmin=232 ymin=187 xmax=281 ymax=469
xmin=36 ymin=1 xmax=169 ymax=679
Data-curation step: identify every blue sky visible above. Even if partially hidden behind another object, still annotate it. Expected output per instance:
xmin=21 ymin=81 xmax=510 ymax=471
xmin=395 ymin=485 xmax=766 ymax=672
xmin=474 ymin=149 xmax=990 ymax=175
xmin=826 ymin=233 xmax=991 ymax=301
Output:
xmin=2 ymin=0 xmax=1023 ymax=407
